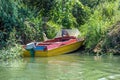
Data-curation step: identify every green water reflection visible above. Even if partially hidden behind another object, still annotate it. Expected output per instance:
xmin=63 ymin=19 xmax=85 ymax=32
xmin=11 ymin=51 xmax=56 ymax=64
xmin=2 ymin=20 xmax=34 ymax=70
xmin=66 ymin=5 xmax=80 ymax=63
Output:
xmin=0 ymin=53 xmax=120 ymax=80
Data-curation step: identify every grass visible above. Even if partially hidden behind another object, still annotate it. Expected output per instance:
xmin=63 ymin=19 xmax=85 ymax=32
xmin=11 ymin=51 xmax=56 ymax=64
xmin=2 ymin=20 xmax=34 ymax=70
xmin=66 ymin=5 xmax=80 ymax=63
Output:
xmin=79 ymin=0 xmax=120 ymax=52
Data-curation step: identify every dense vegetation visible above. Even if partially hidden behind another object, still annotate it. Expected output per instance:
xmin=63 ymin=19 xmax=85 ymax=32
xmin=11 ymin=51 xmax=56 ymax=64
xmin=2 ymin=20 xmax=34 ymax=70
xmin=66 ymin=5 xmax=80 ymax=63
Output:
xmin=0 ymin=0 xmax=120 ymax=59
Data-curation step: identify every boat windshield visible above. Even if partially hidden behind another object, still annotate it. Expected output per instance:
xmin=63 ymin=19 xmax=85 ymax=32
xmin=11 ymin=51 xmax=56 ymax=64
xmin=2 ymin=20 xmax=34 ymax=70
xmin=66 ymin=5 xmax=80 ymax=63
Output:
xmin=55 ymin=28 xmax=81 ymax=38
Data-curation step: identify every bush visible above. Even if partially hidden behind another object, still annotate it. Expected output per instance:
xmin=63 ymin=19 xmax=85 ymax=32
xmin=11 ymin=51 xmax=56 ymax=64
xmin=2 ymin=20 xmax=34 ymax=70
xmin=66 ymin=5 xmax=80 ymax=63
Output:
xmin=80 ymin=0 xmax=120 ymax=52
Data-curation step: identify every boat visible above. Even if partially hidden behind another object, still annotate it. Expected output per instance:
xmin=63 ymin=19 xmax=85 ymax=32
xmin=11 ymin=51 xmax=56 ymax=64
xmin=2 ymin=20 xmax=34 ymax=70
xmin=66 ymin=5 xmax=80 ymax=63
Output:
xmin=23 ymin=29 xmax=84 ymax=57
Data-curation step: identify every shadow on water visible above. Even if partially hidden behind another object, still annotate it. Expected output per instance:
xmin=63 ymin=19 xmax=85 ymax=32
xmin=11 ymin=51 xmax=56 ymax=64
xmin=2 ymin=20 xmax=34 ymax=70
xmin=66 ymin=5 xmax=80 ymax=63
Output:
xmin=0 ymin=52 xmax=120 ymax=80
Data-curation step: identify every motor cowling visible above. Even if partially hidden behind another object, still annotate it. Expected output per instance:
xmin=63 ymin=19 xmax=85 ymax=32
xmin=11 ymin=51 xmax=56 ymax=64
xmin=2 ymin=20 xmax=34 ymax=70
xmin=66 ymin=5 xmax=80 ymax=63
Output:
xmin=26 ymin=42 xmax=36 ymax=50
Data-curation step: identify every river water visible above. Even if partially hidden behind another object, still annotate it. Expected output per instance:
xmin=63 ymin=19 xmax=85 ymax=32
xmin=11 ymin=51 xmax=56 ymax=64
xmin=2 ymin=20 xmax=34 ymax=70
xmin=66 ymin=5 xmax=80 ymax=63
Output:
xmin=0 ymin=53 xmax=120 ymax=80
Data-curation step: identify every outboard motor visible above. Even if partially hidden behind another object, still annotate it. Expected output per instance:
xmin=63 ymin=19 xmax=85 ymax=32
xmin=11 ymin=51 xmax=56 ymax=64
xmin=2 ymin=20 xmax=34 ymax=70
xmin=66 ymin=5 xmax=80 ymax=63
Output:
xmin=26 ymin=42 xmax=36 ymax=57
xmin=26 ymin=42 xmax=36 ymax=49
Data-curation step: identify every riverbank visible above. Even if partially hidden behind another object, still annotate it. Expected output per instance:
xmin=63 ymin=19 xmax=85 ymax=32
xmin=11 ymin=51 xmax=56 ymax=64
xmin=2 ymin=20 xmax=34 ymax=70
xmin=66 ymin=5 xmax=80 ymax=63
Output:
xmin=93 ymin=21 xmax=120 ymax=54
xmin=0 ymin=0 xmax=120 ymax=59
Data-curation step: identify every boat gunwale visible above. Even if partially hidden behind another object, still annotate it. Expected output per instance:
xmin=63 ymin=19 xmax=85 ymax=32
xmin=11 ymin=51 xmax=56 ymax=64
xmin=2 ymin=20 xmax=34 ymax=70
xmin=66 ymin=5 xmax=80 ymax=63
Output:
xmin=36 ymin=39 xmax=84 ymax=52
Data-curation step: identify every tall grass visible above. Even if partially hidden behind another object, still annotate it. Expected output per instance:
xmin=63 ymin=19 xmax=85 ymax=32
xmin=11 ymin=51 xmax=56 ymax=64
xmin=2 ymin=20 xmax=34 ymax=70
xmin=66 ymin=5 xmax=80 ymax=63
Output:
xmin=80 ymin=0 xmax=120 ymax=52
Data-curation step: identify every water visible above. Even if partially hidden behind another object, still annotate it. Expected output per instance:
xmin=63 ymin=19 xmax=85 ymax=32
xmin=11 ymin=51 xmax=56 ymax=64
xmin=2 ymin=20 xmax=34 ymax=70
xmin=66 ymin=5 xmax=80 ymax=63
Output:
xmin=0 ymin=53 xmax=120 ymax=80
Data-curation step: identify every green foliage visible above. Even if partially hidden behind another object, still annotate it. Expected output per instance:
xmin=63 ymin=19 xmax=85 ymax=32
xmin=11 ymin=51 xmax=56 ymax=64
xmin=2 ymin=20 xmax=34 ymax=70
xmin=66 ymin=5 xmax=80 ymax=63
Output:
xmin=0 ymin=0 xmax=43 ymax=59
xmin=102 ymin=1 xmax=115 ymax=19
xmin=0 ymin=28 xmax=23 ymax=60
xmin=72 ymin=3 xmax=91 ymax=26
xmin=0 ymin=0 xmax=43 ymax=46
xmin=80 ymin=0 xmax=120 ymax=51
xmin=101 ymin=21 xmax=120 ymax=54
xmin=50 ymin=0 xmax=81 ymax=28
xmin=47 ymin=20 xmax=62 ymax=38
xmin=23 ymin=0 xmax=54 ymax=17
xmin=0 ymin=44 xmax=23 ymax=60
xmin=1 ymin=0 xmax=120 ymax=59
xmin=0 ymin=0 xmax=21 ymax=48
xmin=23 ymin=15 xmax=43 ymax=42
xmin=80 ymin=0 xmax=100 ymax=8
